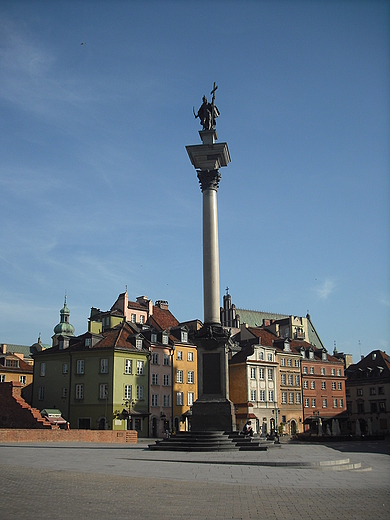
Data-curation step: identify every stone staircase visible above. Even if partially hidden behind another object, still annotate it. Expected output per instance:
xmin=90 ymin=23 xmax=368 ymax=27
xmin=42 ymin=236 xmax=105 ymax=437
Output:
xmin=0 ymin=381 xmax=58 ymax=429
xmin=148 ymin=431 xmax=272 ymax=452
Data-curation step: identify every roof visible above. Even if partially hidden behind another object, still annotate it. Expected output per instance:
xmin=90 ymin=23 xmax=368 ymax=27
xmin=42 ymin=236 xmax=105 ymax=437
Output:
xmin=245 ymin=327 xmax=278 ymax=347
xmin=147 ymin=305 xmax=179 ymax=331
xmin=346 ymin=350 xmax=390 ymax=382
xmin=236 ymin=309 xmax=288 ymax=327
xmin=0 ymin=352 xmax=33 ymax=373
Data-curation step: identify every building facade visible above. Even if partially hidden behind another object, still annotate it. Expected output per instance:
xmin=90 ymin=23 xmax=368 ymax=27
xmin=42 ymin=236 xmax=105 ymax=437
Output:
xmin=345 ymin=350 xmax=390 ymax=435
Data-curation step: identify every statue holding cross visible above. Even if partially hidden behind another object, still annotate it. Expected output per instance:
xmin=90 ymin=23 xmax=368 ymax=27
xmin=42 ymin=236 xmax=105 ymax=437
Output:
xmin=194 ymin=82 xmax=220 ymax=130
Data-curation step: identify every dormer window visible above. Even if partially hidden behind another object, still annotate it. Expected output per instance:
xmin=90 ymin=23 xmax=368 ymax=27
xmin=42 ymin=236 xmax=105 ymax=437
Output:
xmin=309 ymin=350 xmax=314 ymax=360
xmin=136 ymin=338 xmax=143 ymax=350
xmin=85 ymin=338 xmax=91 ymax=347
xmin=181 ymin=331 xmax=188 ymax=343
xmin=151 ymin=333 xmax=157 ymax=343
xmin=162 ymin=333 xmax=168 ymax=345
xmin=140 ymin=315 xmax=145 ymax=324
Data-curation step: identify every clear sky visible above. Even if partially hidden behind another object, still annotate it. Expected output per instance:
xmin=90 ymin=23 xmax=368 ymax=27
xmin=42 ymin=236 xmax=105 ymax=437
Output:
xmin=0 ymin=0 xmax=389 ymax=363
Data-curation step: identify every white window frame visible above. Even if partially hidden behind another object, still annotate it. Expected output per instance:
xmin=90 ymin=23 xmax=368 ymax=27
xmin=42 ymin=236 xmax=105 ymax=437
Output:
xmin=40 ymin=363 xmax=46 ymax=377
xmin=259 ymin=368 xmax=265 ymax=380
xmin=76 ymin=359 xmax=84 ymax=375
xmin=177 ymin=351 xmax=183 ymax=360
xmin=124 ymin=385 xmax=132 ymax=400
xmin=152 ymin=373 xmax=159 ymax=385
xmin=151 ymin=394 xmax=158 ymax=407
xmin=250 ymin=367 xmax=256 ymax=379
xmin=136 ymin=385 xmax=143 ymax=400
xmin=250 ymin=390 xmax=257 ymax=401
xmin=136 ymin=360 xmax=144 ymax=375
xmin=75 ymin=384 xmax=84 ymax=400
xmin=176 ymin=392 xmax=183 ymax=406
xmin=188 ymin=351 xmax=194 ymax=362
xmin=268 ymin=390 xmax=274 ymax=402
xmin=281 ymin=392 xmax=287 ymax=404
xmin=267 ymin=368 xmax=273 ymax=380
xmin=281 ymin=373 xmax=286 ymax=385
xmin=125 ymin=359 xmax=132 ymax=374
xmin=163 ymin=374 xmax=170 ymax=386
xmin=259 ymin=390 xmax=265 ymax=402
xmin=187 ymin=371 xmax=194 ymax=384
xmin=176 ymin=370 xmax=183 ymax=383
xmin=100 ymin=358 xmax=108 ymax=374
xmin=187 ymin=392 xmax=194 ymax=406
xmin=289 ymin=392 xmax=294 ymax=404
xmin=99 ymin=383 xmax=108 ymax=399
xmin=163 ymin=394 xmax=170 ymax=407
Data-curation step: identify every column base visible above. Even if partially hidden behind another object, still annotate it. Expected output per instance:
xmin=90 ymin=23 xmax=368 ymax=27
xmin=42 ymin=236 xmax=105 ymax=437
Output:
xmin=191 ymin=398 xmax=236 ymax=432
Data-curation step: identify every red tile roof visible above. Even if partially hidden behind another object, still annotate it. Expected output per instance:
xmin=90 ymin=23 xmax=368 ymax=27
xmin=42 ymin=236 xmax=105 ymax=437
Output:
xmin=148 ymin=305 xmax=179 ymax=331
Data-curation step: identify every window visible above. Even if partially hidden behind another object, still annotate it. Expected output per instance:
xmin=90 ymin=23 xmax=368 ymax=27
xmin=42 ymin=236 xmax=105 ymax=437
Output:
xmin=152 ymin=374 xmax=159 ymax=385
xmin=288 ymin=374 xmax=293 ymax=386
xmin=76 ymin=360 xmax=84 ymax=375
xmin=176 ymin=392 xmax=183 ymax=405
xmin=303 ymin=366 xmax=308 ymax=375
xmin=40 ymin=363 xmax=46 ymax=377
xmin=258 ymin=351 xmax=264 ymax=360
xmin=75 ymin=384 xmax=83 ymax=400
xmin=124 ymin=385 xmax=132 ymax=400
xmin=162 ymin=333 xmax=168 ymax=345
xmin=181 ymin=331 xmax=188 ymax=342
xmin=99 ymin=383 xmax=108 ymax=399
xmin=379 ymin=401 xmax=386 ymax=412
xmin=188 ymin=351 xmax=194 ymax=362
xmin=281 ymin=392 xmax=287 ymax=404
xmin=268 ymin=390 xmax=274 ymax=402
xmin=310 ymin=381 xmax=315 ymax=390
xmin=296 ymin=393 xmax=301 ymax=404
xmin=259 ymin=390 xmax=265 ymax=402
xmin=100 ymin=359 xmax=108 ymax=374
xmin=338 ymin=382 xmax=342 ymax=390
xmin=38 ymin=386 xmax=45 ymax=400
xmin=136 ymin=338 xmax=143 ymax=350
xmin=294 ymin=359 xmax=300 ymax=367
xmin=259 ymin=368 xmax=264 ymax=380
xmin=163 ymin=354 xmax=170 ymax=366
xmin=131 ymin=314 xmax=136 ymax=323
xmin=332 ymin=382 xmax=336 ymax=390
xmin=320 ymin=367 xmax=325 ymax=375
xmin=151 ymin=394 xmax=158 ymax=407
xmin=163 ymin=395 xmax=170 ymax=407
xmin=151 ymin=333 xmax=157 ymax=343
xmin=333 ymin=399 xmax=338 ymax=408
xmin=250 ymin=367 xmax=256 ymax=379
xmin=304 ymin=398 xmax=309 ymax=408
xmin=323 ymin=399 xmax=327 ymax=408
xmin=282 ymin=415 xmax=287 ymax=423
xmin=378 ymin=387 xmax=385 ymax=395
xmin=250 ymin=390 xmax=257 ymax=401
xmin=331 ymin=368 xmax=335 ymax=376
xmin=177 ymin=351 xmax=183 ymax=360
xmin=357 ymin=388 xmax=363 ymax=396
xmin=163 ymin=374 xmax=170 ymax=386
xmin=267 ymin=353 xmax=273 ymax=362
xmin=151 ymin=353 xmax=159 ymax=365
xmin=62 ymin=363 xmax=68 ymax=374
xmin=281 ymin=373 xmax=286 ymax=385
xmin=188 ymin=392 xmax=194 ymax=406
xmin=140 ymin=315 xmax=145 ymax=324
xmin=176 ymin=370 xmax=183 ymax=383
xmin=370 ymin=402 xmax=377 ymax=413
xmin=289 ymin=392 xmax=294 ymax=404
xmin=287 ymin=359 xmax=292 ymax=367
xmin=187 ymin=371 xmax=194 ymax=384
xmin=309 ymin=367 xmax=314 ymax=375
xmin=19 ymin=375 xmax=26 ymax=385
xmin=295 ymin=375 xmax=300 ymax=386
xmin=61 ymin=387 xmax=67 ymax=398
xmin=136 ymin=385 xmax=143 ymax=400
xmin=0 ymin=375 xmax=5 ymax=382
xmin=337 ymin=369 xmax=341 ymax=376
xmin=85 ymin=338 xmax=91 ymax=347
xmin=339 ymin=399 xmax=343 ymax=408
xmin=304 ymin=380 xmax=308 ymax=389
xmin=280 ymin=358 xmax=285 ymax=366
xmin=268 ymin=368 xmax=273 ymax=380
xmin=357 ymin=402 xmax=364 ymax=413
xmin=311 ymin=398 xmax=316 ymax=408
xmin=369 ymin=387 xmax=376 ymax=395
xmin=136 ymin=360 xmax=144 ymax=375
xmin=125 ymin=359 xmax=132 ymax=374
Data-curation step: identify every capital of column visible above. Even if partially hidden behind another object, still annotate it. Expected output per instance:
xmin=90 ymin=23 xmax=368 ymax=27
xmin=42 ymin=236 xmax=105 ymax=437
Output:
xmin=197 ymin=169 xmax=221 ymax=192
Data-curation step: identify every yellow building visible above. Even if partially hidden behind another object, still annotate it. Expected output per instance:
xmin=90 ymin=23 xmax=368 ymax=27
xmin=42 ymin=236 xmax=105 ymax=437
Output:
xmin=0 ymin=345 xmax=34 ymax=402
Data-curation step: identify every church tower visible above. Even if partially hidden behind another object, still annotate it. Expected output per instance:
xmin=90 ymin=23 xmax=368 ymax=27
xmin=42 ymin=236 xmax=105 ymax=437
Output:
xmin=52 ymin=295 xmax=75 ymax=347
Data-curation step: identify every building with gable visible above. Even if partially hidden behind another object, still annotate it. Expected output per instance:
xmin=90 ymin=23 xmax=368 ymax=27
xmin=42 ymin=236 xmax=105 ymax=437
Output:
xmin=345 ymin=350 xmax=390 ymax=435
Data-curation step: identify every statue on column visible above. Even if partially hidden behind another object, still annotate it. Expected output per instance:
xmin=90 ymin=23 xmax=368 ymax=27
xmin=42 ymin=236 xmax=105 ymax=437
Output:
xmin=193 ymin=83 xmax=219 ymax=130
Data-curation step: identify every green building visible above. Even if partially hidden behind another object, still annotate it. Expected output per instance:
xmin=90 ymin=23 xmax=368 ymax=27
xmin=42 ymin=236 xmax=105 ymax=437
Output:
xmin=32 ymin=321 xmax=150 ymax=437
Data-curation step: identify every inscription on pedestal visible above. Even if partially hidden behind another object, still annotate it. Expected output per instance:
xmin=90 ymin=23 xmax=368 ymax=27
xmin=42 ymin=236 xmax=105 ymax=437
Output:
xmin=203 ymin=353 xmax=221 ymax=394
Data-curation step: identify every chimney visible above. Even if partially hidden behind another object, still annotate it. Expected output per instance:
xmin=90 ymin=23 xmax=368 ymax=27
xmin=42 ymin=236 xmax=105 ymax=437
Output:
xmin=1 ymin=344 xmax=6 ymax=354
xmin=155 ymin=300 xmax=169 ymax=311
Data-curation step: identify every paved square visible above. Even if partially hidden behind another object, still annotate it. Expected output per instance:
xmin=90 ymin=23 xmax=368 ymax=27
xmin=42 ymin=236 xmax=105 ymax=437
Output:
xmin=1 ymin=440 xmax=389 ymax=519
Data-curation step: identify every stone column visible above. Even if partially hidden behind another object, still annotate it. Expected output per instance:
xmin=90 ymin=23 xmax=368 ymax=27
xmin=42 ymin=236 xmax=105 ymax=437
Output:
xmin=186 ymin=129 xmax=236 ymax=432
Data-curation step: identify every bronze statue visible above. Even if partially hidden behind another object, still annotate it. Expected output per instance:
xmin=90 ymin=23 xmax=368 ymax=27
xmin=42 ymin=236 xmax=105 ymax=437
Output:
xmin=194 ymin=82 xmax=219 ymax=130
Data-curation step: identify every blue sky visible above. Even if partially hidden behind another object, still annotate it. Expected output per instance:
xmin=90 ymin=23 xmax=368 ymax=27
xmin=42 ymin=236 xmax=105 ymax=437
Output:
xmin=0 ymin=0 xmax=389 ymax=363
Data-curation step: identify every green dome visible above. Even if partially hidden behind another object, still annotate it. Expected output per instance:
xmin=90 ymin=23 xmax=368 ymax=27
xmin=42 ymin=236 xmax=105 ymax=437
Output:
xmin=53 ymin=295 xmax=75 ymax=337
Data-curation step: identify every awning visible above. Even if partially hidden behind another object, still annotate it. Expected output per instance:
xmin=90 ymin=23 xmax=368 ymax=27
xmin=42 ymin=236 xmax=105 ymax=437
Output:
xmin=45 ymin=416 xmax=67 ymax=426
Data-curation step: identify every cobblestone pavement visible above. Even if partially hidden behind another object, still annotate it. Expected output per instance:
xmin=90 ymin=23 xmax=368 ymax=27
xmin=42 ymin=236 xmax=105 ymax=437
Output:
xmin=1 ymin=440 xmax=389 ymax=519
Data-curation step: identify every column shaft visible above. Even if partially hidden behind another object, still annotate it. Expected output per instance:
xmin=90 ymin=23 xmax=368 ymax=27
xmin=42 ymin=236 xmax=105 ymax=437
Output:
xmin=202 ymin=188 xmax=220 ymax=325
